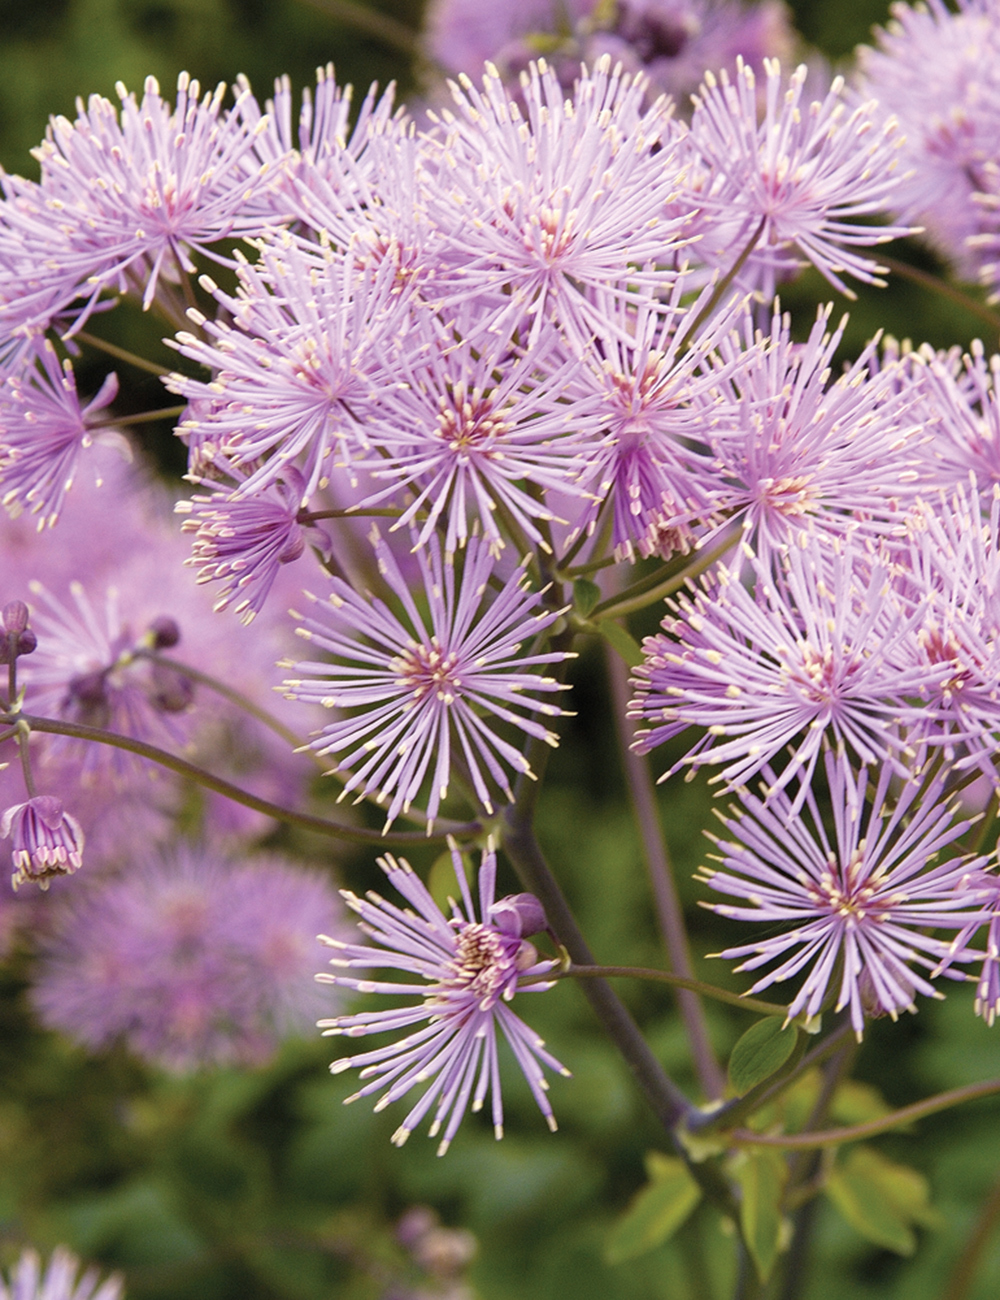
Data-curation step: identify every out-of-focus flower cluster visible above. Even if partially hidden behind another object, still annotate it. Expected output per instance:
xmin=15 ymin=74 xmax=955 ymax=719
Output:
xmin=0 ymin=0 xmax=999 ymax=1152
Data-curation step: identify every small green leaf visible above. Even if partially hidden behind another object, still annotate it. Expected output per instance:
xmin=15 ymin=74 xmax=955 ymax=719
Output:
xmin=573 ymin=578 xmax=602 ymax=617
xmin=830 ymin=1079 xmax=895 ymax=1127
xmin=732 ymin=1149 xmax=787 ymax=1283
xmin=728 ymin=1018 xmax=798 ymax=1096
xmin=598 ymin=620 xmax=644 ymax=667
xmin=825 ymin=1146 xmax=940 ymax=1256
xmin=604 ymin=1155 xmax=702 ymax=1264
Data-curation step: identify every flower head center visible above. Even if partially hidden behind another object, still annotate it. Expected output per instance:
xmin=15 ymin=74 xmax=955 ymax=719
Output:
xmin=436 ymin=391 xmax=510 ymax=457
xmin=395 ymin=639 xmax=462 ymax=702
xmin=449 ymin=921 xmax=519 ymax=1007
xmin=757 ymin=473 xmax=816 ymax=516
xmin=810 ymin=849 xmax=887 ymax=924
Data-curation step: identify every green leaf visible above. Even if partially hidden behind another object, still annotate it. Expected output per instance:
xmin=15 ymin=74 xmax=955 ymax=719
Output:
xmin=732 ymin=1149 xmax=787 ymax=1283
xmin=573 ymin=578 xmax=602 ymax=617
xmin=830 ymin=1079 xmax=895 ymax=1127
xmin=604 ymin=1155 xmax=702 ymax=1264
xmin=728 ymin=1018 xmax=798 ymax=1096
xmin=598 ymin=620 xmax=644 ymax=667
xmin=825 ymin=1146 xmax=940 ymax=1256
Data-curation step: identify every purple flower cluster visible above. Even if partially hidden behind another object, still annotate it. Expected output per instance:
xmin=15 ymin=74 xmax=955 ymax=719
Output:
xmin=33 ymin=846 xmax=345 ymax=1071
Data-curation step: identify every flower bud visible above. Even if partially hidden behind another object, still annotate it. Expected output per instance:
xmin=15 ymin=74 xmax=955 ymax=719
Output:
xmin=489 ymin=892 xmax=548 ymax=938
xmin=147 ymin=615 xmax=181 ymax=649
xmin=149 ymin=663 xmax=194 ymax=713
xmin=1 ymin=795 xmax=85 ymax=890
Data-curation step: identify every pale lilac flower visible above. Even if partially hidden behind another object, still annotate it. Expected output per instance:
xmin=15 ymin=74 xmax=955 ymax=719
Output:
xmin=915 ymin=340 xmax=1000 ymax=493
xmin=283 ymin=529 xmax=573 ymax=828
xmin=175 ymin=463 xmax=319 ymax=624
xmin=688 ymin=58 xmax=911 ymax=298
xmin=858 ymin=0 xmax=1000 ymax=282
xmin=699 ymin=750 xmax=994 ymax=1037
xmin=317 ymin=845 xmax=568 ymax=1154
xmin=422 ymin=57 xmax=690 ymax=343
xmin=32 ymin=848 xmax=345 ymax=1070
xmin=16 ymin=73 xmax=275 ymax=317
xmin=167 ymin=236 xmax=406 ymax=499
xmin=425 ymin=0 xmax=593 ymax=76
xmin=0 ymin=1247 xmax=122 ymax=1300
xmin=702 ymin=303 xmax=921 ymax=565
xmin=629 ymin=535 xmax=946 ymax=806
xmin=353 ymin=305 xmax=602 ymax=555
xmin=1 ymin=795 xmax=84 ymax=891
xmin=0 ymin=340 xmax=124 ymax=529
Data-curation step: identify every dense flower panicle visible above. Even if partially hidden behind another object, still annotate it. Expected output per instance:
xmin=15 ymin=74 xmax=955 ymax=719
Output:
xmin=688 ymin=59 xmax=911 ymax=298
xmin=0 ymin=1247 xmax=123 ymax=1300
xmin=630 ymin=535 xmax=948 ymax=805
xmin=7 ymin=72 xmax=276 ymax=320
xmin=167 ymin=235 xmax=407 ymax=498
xmin=175 ymin=463 xmax=317 ymax=624
xmin=283 ymin=529 xmax=573 ymax=829
xmin=422 ymin=57 xmax=690 ymax=342
xmin=353 ymin=307 xmax=603 ymax=555
xmin=1 ymin=795 xmax=85 ymax=891
xmin=702 ymin=303 xmax=920 ymax=564
xmin=317 ymin=845 xmax=568 ymax=1155
xmin=32 ymin=848 xmax=345 ymax=1070
xmin=698 ymin=751 xmax=995 ymax=1037
xmin=0 ymin=340 xmax=124 ymax=529
xmin=858 ymin=0 xmax=1000 ymax=282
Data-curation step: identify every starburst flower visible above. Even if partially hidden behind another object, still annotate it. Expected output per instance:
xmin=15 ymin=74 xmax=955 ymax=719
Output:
xmin=0 ymin=1247 xmax=122 ymax=1300
xmin=1 ymin=795 xmax=84 ymax=891
xmin=858 ymin=0 xmax=1000 ymax=282
xmin=32 ymin=847 xmax=344 ymax=1071
xmin=317 ymin=844 xmax=568 ymax=1155
xmin=0 ymin=340 xmax=124 ymax=529
xmin=283 ymin=528 xmax=573 ymax=828
xmin=175 ymin=463 xmax=320 ymax=624
xmin=629 ymin=534 xmax=948 ymax=805
xmin=8 ymin=72 xmax=276 ymax=319
xmin=701 ymin=302 xmax=921 ymax=565
xmin=698 ymin=750 xmax=995 ymax=1037
xmin=421 ymin=56 xmax=690 ymax=343
xmin=688 ymin=58 xmax=911 ymax=298
xmin=167 ymin=235 xmax=407 ymax=499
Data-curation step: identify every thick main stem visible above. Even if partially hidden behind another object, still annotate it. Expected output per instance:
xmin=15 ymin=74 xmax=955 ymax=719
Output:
xmin=607 ymin=648 xmax=725 ymax=1099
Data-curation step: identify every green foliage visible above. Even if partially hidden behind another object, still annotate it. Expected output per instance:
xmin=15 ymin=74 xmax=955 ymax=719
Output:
xmin=730 ymin=1148 xmax=788 ymax=1283
xmin=824 ymin=1146 xmax=940 ymax=1257
xmin=728 ymin=1018 xmax=799 ymax=1096
xmin=597 ymin=620 xmax=645 ymax=667
xmin=573 ymin=578 xmax=602 ymax=618
xmin=604 ymin=1153 xmax=702 ymax=1264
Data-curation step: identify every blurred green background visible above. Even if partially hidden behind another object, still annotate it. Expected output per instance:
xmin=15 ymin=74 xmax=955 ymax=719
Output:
xmin=3 ymin=3 xmax=1000 ymax=1299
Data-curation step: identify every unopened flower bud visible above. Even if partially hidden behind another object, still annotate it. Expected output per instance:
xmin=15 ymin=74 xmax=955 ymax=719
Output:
xmin=489 ymin=892 xmax=548 ymax=938
xmin=149 ymin=663 xmax=194 ymax=713
xmin=2 ymin=600 xmax=30 ymax=634
xmin=0 ymin=600 xmax=37 ymax=661
xmin=147 ymin=615 xmax=181 ymax=649
xmin=1 ymin=795 xmax=85 ymax=890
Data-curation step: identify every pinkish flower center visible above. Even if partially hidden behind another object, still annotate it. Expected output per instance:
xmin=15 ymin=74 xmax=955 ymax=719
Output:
xmin=809 ymin=850 xmax=893 ymax=927
xmin=436 ymin=393 xmax=510 ymax=456
xmin=757 ymin=473 xmax=816 ymax=517
xmin=394 ymin=640 xmax=462 ymax=702
xmin=449 ymin=922 xmax=519 ymax=1006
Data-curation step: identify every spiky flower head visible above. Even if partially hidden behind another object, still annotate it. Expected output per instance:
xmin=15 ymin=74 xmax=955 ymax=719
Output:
xmin=699 ymin=751 xmax=995 ymax=1038
xmin=688 ymin=58 xmax=911 ymax=298
xmin=0 ymin=340 xmax=124 ymax=530
xmin=283 ymin=528 xmax=573 ymax=829
xmin=0 ymin=1247 xmax=122 ymax=1300
xmin=317 ymin=843 xmax=568 ymax=1155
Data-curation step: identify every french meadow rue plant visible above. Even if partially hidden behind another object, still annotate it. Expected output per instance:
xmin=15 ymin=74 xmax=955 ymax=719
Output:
xmin=3 ymin=8 xmax=1000 ymax=1294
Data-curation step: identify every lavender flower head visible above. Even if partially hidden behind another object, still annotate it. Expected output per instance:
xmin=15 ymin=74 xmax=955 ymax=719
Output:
xmin=0 ymin=1247 xmax=122 ymax=1300
xmin=699 ymin=751 xmax=995 ymax=1038
xmin=1 ymin=796 xmax=84 ymax=891
xmin=317 ymin=842 xmax=569 ymax=1155
xmin=283 ymin=528 xmax=573 ymax=828
xmin=32 ymin=847 xmax=345 ymax=1071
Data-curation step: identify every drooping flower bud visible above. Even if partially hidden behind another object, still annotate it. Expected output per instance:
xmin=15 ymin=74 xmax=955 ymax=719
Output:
xmin=488 ymin=891 xmax=548 ymax=939
xmin=0 ymin=599 xmax=38 ymax=661
xmin=147 ymin=615 xmax=181 ymax=649
xmin=1 ymin=795 xmax=85 ymax=890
